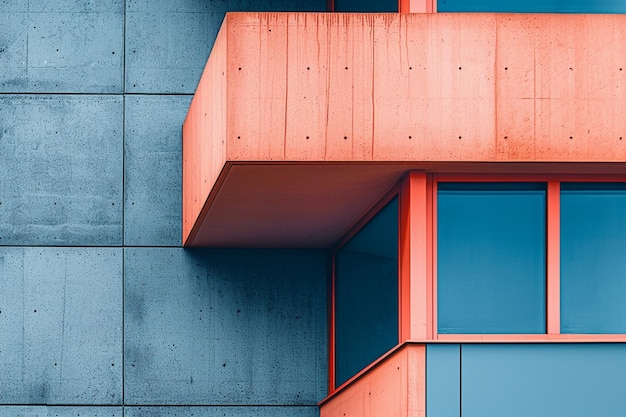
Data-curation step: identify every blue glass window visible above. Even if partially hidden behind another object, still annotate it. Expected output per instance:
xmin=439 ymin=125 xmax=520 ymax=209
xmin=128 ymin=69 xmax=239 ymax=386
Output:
xmin=334 ymin=197 xmax=398 ymax=387
xmin=561 ymin=183 xmax=626 ymax=334
xmin=334 ymin=0 xmax=398 ymax=12
xmin=438 ymin=0 xmax=626 ymax=13
xmin=437 ymin=183 xmax=546 ymax=334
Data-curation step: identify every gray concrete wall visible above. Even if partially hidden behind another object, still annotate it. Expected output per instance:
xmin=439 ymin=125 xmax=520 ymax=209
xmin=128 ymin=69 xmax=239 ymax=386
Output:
xmin=0 ymin=0 xmax=327 ymax=415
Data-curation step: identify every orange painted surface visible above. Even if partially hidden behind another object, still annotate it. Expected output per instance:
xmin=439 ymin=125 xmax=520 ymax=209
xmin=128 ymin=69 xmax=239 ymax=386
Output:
xmin=497 ymin=14 xmax=626 ymax=161
xmin=320 ymin=344 xmax=425 ymax=417
xmin=183 ymin=12 xmax=626 ymax=246
xmin=182 ymin=21 xmax=227 ymax=244
xmin=404 ymin=0 xmax=436 ymax=13
xmin=547 ymin=181 xmax=560 ymax=334
xmin=431 ymin=334 xmax=626 ymax=342
xmin=399 ymin=173 xmax=430 ymax=341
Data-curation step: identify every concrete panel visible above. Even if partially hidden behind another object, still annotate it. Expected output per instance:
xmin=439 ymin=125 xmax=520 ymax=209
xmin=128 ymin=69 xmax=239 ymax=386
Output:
xmin=426 ymin=344 xmax=460 ymax=417
xmin=125 ymin=0 xmax=326 ymax=94
xmin=0 ymin=406 xmax=122 ymax=417
xmin=124 ymin=248 xmax=327 ymax=405
xmin=0 ymin=95 xmax=122 ymax=246
xmin=0 ymin=2 xmax=123 ymax=93
xmin=125 ymin=406 xmax=319 ymax=417
xmin=124 ymin=95 xmax=191 ymax=246
xmin=0 ymin=248 xmax=123 ymax=404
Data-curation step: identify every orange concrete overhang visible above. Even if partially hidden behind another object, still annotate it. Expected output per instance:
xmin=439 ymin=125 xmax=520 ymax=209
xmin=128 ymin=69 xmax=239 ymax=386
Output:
xmin=183 ymin=12 xmax=626 ymax=247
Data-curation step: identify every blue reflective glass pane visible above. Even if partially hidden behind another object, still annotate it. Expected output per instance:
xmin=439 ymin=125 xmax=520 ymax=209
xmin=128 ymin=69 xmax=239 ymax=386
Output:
xmin=335 ymin=197 xmax=398 ymax=387
xmin=334 ymin=0 xmax=397 ymax=12
xmin=438 ymin=0 xmax=626 ymax=13
xmin=561 ymin=183 xmax=626 ymax=334
xmin=437 ymin=183 xmax=546 ymax=334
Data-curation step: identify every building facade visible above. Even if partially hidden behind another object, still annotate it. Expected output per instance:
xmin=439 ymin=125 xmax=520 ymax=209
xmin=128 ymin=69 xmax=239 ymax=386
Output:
xmin=2 ymin=1 xmax=626 ymax=417
xmin=0 ymin=1 xmax=327 ymax=416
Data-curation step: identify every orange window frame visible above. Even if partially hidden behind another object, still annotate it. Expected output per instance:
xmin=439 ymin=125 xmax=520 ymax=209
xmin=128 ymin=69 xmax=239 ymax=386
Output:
xmin=328 ymin=172 xmax=626 ymax=394
xmin=430 ymin=174 xmax=626 ymax=342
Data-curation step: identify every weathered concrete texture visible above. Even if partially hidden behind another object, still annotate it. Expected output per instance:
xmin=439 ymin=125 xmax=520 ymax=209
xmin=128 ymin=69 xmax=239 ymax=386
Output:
xmin=124 ymin=95 xmax=191 ymax=246
xmin=0 ymin=95 xmax=122 ymax=246
xmin=0 ymin=1 xmax=123 ymax=93
xmin=0 ymin=248 xmax=122 ymax=404
xmin=125 ymin=406 xmax=319 ymax=417
xmin=125 ymin=0 xmax=326 ymax=94
xmin=124 ymin=248 xmax=327 ymax=405
xmin=0 ymin=406 xmax=122 ymax=417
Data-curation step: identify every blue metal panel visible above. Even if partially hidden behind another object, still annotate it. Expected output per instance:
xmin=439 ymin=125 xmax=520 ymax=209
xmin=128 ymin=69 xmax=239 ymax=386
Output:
xmin=437 ymin=183 xmax=546 ymax=334
xmin=438 ymin=0 xmax=626 ymax=13
xmin=124 ymin=95 xmax=192 ymax=246
xmin=125 ymin=406 xmax=319 ymax=417
xmin=0 ymin=2 xmax=123 ymax=93
xmin=124 ymin=248 xmax=327 ymax=405
xmin=426 ymin=344 xmax=460 ymax=417
xmin=0 ymin=248 xmax=122 ymax=404
xmin=0 ymin=407 xmax=122 ymax=417
xmin=125 ymin=0 xmax=326 ymax=94
xmin=0 ymin=95 xmax=123 ymax=246
xmin=462 ymin=344 xmax=626 ymax=417
xmin=561 ymin=183 xmax=626 ymax=333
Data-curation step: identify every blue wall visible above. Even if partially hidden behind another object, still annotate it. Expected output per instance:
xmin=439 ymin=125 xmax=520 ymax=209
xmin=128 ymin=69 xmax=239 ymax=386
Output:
xmin=0 ymin=1 xmax=327 ymax=416
xmin=427 ymin=344 xmax=626 ymax=417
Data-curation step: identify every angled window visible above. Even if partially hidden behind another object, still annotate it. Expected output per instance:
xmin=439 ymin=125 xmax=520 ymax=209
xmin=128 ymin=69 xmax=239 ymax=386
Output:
xmin=333 ymin=196 xmax=399 ymax=387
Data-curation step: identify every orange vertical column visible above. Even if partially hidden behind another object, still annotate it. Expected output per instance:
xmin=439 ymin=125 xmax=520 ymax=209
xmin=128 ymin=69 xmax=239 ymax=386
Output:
xmin=399 ymin=172 xmax=433 ymax=342
xmin=400 ymin=0 xmax=437 ymax=13
xmin=547 ymin=181 xmax=561 ymax=334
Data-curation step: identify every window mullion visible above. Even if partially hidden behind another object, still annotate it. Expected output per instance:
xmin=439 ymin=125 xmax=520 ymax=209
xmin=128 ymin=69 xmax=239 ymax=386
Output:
xmin=547 ymin=181 xmax=561 ymax=335
xmin=399 ymin=171 xmax=430 ymax=341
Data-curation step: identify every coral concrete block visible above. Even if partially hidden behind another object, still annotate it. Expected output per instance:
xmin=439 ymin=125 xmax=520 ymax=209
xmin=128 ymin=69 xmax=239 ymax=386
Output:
xmin=496 ymin=14 xmax=626 ymax=161
xmin=0 ymin=248 xmax=122 ymax=404
xmin=0 ymin=1 xmax=123 ymax=93
xmin=183 ymin=12 xmax=626 ymax=247
xmin=0 ymin=95 xmax=123 ymax=246
xmin=124 ymin=248 xmax=327 ymax=405
xmin=124 ymin=95 xmax=192 ymax=246
xmin=320 ymin=344 xmax=425 ymax=417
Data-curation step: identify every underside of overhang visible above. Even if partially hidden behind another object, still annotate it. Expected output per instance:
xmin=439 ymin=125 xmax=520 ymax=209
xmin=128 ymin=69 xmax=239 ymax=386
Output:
xmin=185 ymin=161 xmax=626 ymax=247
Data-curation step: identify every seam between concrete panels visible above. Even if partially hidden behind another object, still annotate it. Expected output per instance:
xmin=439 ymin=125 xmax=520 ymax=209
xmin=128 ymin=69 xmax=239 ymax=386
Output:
xmin=122 ymin=404 xmax=322 ymax=408
xmin=122 ymin=1 xmax=127 ymax=412
xmin=0 ymin=92 xmax=194 ymax=96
